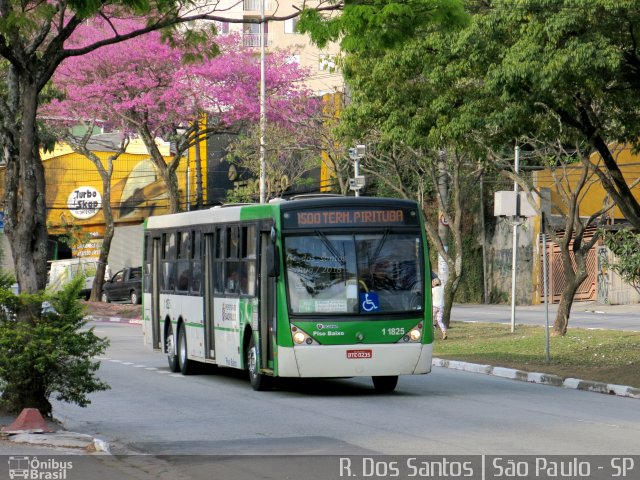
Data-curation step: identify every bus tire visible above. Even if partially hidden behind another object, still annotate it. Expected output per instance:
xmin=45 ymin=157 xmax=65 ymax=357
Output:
xmin=247 ymin=336 xmax=273 ymax=391
xmin=372 ymin=375 xmax=398 ymax=393
xmin=177 ymin=323 xmax=195 ymax=375
xmin=166 ymin=324 xmax=180 ymax=373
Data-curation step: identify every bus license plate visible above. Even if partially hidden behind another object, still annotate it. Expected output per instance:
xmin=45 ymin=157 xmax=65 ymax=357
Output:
xmin=346 ymin=349 xmax=372 ymax=359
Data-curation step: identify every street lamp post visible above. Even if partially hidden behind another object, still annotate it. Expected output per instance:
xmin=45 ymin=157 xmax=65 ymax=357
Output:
xmin=348 ymin=145 xmax=366 ymax=196
xmin=493 ymin=146 xmax=536 ymax=334
xmin=258 ymin=0 xmax=267 ymax=204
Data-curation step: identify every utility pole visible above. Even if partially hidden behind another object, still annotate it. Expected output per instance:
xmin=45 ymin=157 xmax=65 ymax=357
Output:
xmin=542 ymin=212 xmax=550 ymax=362
xmin=510 ymin=145 xmax=520 ymax=333
xmin=480 ymin=173 xmax=489 ymax=303
xmin=259 ymin=0 xmax=267 ymax=204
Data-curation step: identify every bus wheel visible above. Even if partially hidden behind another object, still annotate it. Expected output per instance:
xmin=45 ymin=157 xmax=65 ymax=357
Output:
xmin=166 ymin=324 xmax=179 ymax=373
xmin=177 ymin=323 xmax=195 ymax=375
xmin=372 ymin=375 xmax=398 ymax=393
xmin=247 ymin=336 xmax=273 ymax=391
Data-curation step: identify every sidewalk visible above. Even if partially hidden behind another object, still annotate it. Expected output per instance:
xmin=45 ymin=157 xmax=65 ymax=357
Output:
xmin=0 ymin=414 xmax=109 ymax=455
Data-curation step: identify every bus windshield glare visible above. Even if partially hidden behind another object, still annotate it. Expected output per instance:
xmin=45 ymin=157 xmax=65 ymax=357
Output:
xmin=284 ymin=232 xmax=423 ymax=315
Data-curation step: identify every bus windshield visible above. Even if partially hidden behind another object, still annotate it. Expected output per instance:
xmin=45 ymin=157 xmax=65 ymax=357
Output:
xmin=284 ymin=232 xmax=423 ymax=315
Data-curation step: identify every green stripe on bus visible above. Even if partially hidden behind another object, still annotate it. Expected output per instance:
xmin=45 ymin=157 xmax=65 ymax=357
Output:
xmin=214 ymin=326 xmax=240 ymax=333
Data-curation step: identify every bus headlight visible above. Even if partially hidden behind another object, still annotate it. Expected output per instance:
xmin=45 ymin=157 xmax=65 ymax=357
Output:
xmin=291 ymin=325 xmax=319 ymax=345
xmin=409 ymin=328 xmax=422 ymax=341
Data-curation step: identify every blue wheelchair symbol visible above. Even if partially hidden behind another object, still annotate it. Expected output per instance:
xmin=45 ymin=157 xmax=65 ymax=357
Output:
xmin=360 ymin=292 xmax=380 ymax=312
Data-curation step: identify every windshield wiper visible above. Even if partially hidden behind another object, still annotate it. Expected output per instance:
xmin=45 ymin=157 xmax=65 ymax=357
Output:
xmin=370 ymin=228 xmax=390 ymax=264
xmin=315 ymin=231 xmax=346 ymax=266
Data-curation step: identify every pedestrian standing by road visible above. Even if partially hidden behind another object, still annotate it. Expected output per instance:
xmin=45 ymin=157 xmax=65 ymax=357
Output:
xmin=432 ymin=282 xmax=447 ymax=340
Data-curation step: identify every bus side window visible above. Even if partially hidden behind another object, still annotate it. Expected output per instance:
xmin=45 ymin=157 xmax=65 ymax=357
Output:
xmin=163 ymin=232 xmax=177 ymax=291
xmin=226 ymin=261 xmax=241 ymax=294
xmin=176 ymin=231 xmax=191 ymax=292
xmin=240 ymin=225 xmax=256 ymax=296
xmin=214 ymin=228 xmax=225 ymax=293
xmin=143 ymin=236 xmax=151 ymax=294
xmin=190 ymin=230 xmax=202 ymax=294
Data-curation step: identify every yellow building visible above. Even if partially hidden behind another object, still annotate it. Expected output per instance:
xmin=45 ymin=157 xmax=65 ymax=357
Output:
xmin=533 ymin=145 xmax=640 ymax=219
xmin=531 ymin=145 xmax=640 ymax=305
xmin=0 ymin=134 xmax=204 ymax=270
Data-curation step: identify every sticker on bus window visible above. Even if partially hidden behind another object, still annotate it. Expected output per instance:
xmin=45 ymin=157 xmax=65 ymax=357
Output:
xmin=360 ymin=292 xmax=380 ymax=312
xmin=315 ymin=300 xmax=348 ymax=313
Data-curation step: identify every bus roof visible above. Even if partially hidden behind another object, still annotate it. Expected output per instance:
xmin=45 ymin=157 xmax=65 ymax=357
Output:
xmin=145 ymin=196 xmax=419 ymax=230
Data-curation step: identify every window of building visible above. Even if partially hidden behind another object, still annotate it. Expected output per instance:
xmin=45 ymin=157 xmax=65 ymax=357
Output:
xmin=284 ymin=18 xmax=299 ymax=34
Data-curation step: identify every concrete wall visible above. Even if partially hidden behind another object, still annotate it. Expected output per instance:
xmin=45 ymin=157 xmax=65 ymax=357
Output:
xmin=487 ymin=217 xmax=535 ymax=305
xmin=597 ymin=245 xmax=640 ymax=305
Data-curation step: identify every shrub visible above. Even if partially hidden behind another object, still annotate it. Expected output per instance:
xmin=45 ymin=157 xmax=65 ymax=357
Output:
xmin=0 ymin=274 xmax=110 ymax=417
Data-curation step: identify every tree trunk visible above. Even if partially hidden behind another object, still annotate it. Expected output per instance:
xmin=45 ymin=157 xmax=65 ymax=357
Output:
xmin=90 ymin=187 xmax=114 ymax=302
xmin=436 ymin=151 xmax=450 ymax=325
xmin=590 ymin=134 xmax=640 ymax=229
xmin=553 ymin=261 xmax=588 ymax=336
xmin=67 ymin=139 xmax=124 ymax=301
xmin=3 ymin=77 xmax=49 ymax=295
xmin=442 ymin=271 xmax=461 ymax=327
xmin=138 ymin=127 xmax=182 ymax=213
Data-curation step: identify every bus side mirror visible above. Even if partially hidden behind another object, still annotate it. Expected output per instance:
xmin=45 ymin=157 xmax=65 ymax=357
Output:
xmin=267 ymin=226 xmax=280 ymax=278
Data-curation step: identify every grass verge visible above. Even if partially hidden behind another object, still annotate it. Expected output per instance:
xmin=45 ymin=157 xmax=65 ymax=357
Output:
xmin=433 ymin=322 xmax=640 ymax=388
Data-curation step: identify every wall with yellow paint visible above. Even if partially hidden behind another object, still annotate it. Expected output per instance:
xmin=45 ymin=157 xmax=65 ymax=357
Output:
xmin=530 ymin=145 xmax=640 ymax=304
xmin=0 ymin=134 xmax=206 ymax=243
xmin=320 ymin=92 xmax=343 ymax=192
xmin=533 ymin=145 xmax=640 ymax=218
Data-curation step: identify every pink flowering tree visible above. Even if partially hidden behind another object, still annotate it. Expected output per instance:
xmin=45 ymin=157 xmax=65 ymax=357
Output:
xmin=45 ymin=22 xmax=318 ymax=213
xmin=43 ymin=22 xmax=317 ymax=298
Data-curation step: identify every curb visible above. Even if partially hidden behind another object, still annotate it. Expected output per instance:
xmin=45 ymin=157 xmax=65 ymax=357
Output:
xmin=86 ymin=315 xmax=142 ymax=325
xmin=432 ymin=358 xmax=640 ymax=399
xmin=6 ymin=432 xmax=111 ymax=453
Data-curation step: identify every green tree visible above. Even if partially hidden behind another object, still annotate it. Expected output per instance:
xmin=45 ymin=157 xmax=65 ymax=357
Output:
xmin=226 ymin=123 xmax=319 ymax=202
xmin=0 ymin=275 xmax=110 ymax=416
xmin=602 ymin=228 xmax=640 ymax=289
xmin=472 ymin=0 xmax=640 ymax=228
xmin=326 ymin=12 xmax=491 ymax=325
xmin=299 ymin=0 xmax=468 ymax=53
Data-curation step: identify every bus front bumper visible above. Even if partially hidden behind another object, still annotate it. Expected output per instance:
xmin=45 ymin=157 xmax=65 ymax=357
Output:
xmin=277 ymin=343 xmax=432 ymax=378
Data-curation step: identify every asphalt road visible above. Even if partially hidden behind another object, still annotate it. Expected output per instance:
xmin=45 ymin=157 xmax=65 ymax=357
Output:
xmin=48 ymin=321 xmax=639 ymax=458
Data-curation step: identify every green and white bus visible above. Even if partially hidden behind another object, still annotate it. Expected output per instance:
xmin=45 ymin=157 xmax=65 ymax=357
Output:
xmin=142 ymin=196 xmax=434 ymax=392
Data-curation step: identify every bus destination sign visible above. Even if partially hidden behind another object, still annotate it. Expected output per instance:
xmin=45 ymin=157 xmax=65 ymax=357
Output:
xmin=283 ymin=208 xmax=419 ymax=229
